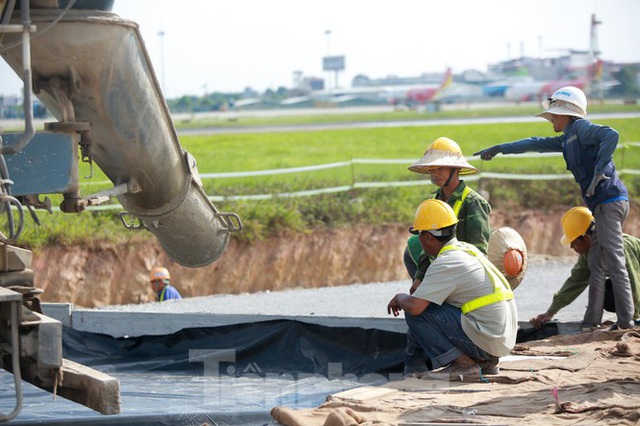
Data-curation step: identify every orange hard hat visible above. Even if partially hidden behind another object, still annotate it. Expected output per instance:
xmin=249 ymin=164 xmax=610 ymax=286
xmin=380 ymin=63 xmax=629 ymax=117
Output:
xmin=149 ymin=267 xmax=170 ymax=282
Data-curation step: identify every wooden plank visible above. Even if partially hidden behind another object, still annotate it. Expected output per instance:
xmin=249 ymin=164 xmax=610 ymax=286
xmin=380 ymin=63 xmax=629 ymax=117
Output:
xmin=331 ymin=385 xmax=398 ymax=402
xmin=56 ymin=358 xmax=121 ymax=415
xmin=0 ymin=244 xmax=32 ymax=271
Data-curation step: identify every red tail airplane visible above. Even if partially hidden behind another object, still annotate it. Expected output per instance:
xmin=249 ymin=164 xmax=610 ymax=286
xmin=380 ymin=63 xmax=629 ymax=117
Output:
xmin=402 ymin=67 xmax=453 ymax=104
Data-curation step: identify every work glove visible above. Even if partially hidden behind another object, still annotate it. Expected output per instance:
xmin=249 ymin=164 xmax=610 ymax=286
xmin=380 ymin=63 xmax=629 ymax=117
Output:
xmin=586 ymin=173 xmax=609 ymax=197
xmin=473 ymin=145 xmax=501 ymax=161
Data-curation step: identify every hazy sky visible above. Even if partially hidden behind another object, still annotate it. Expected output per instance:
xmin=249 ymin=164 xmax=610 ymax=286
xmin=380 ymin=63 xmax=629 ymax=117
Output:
xmin=1 ymin=0 xmax=639 ymax=99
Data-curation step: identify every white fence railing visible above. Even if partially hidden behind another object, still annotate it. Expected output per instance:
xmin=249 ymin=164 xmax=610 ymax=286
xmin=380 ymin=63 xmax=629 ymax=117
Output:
xmin=78 ymin=148 xmax=640 ymax=209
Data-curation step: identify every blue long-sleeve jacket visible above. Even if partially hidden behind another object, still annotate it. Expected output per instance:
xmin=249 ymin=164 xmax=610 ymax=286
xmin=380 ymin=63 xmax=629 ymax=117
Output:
xmin=498 ymin=118 xmax=628 ymax=210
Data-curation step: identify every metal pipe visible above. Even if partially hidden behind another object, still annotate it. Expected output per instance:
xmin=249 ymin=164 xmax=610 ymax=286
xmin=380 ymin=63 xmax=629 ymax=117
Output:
xmin=1 ymin=10 xmax=241 ymax=267
xmin=0 ymin=0 xmax=17 ymax=25
xmin=0 ymin=301 xmax=24 ymax=422
xmin=2 ymin=0 xmax=35 ymax=155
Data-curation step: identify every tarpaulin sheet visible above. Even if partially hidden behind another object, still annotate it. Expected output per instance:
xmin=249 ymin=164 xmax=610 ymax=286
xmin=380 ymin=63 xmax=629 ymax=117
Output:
xmin=1 ymin=320 xmax=407 ymax=425
xmin=63 ymin=319 xmax=408 ymax=376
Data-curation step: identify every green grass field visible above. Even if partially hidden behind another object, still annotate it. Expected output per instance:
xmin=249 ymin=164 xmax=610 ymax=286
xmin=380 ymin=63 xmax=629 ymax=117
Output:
xmin=4 ymin=110 xmax=640 ymax=248
xmin=183 ymin=118 xmax=640 ymax=175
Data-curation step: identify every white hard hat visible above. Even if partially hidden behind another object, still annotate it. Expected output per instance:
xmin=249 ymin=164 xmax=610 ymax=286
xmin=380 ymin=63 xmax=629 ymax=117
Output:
xmin=536 ymin=86 xmax=587 ymax=122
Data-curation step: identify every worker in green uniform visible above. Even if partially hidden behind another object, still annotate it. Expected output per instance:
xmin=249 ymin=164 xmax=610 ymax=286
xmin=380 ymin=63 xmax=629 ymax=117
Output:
xmin=403 ymin=137 xmax=492 ymax=375
xmin=530 ymin=206 xmax=640 ymax=328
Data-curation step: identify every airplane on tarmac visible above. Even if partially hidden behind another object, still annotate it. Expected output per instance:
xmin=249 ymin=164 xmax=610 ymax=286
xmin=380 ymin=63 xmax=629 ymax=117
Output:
xmin=301 ymin=67 xmax=453 ymax=108
xmin=503 ymin=78 xmax=586 ymax=103
xmin=400 ymin=67 xmax=453 ymax=105
xmin=502 ymin=59 xmax=613 ymax=103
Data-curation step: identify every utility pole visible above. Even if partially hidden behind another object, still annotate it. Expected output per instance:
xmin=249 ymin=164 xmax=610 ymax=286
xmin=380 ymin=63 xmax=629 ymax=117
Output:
xmin=157 ymin=30 xmax=166 ymax=94
xmin=590 ymin=14 xmax=603 ymax=102
xmin=325 ymin=29 xmax=332 ymax=91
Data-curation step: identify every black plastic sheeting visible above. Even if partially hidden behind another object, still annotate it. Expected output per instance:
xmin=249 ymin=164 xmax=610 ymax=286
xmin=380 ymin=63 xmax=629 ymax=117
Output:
xmin=1 ymin=319 xmax=561 ymax=425
xmin=64 ymin=319 xmax=407 ymax=376
xmin=1 ymin=320 xmax=406 ymax=425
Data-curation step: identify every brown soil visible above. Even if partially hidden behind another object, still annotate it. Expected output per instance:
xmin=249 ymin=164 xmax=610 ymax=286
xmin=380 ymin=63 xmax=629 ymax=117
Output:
xmin=33 ymin=206 xmax=640 ymax=308
xmin=271 ymin=329 xmax=640 ymax=426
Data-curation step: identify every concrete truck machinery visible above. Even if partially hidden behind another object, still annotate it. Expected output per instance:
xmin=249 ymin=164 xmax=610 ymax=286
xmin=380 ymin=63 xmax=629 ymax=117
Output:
xmin=0 ymin=0 xmax=242 ymax=420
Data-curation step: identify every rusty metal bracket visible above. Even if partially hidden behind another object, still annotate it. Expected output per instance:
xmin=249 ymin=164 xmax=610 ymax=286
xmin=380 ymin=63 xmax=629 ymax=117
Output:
xmin=82 ymin=179 xmax=142 ymax=207
xmin=217 ymin=211 xmax=243 ymax=232
xmin=118 ymin=212 xmax=146 ymax=231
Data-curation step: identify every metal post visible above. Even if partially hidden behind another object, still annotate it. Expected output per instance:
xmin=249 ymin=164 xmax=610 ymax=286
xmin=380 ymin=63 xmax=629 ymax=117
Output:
xmin=325 ymin=29 xmax=331 ymax=92
xmin=157 ymin=30 xmax=166 ymax=94
xmin=0 ymin=293 xmax=24 ymax=422
xmin=1 ymin=0 xmax=35 ymax=155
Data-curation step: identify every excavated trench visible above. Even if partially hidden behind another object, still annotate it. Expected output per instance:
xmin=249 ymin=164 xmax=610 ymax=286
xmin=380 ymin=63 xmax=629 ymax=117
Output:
xmin=32 ymin=206 xmax=640 ymax=308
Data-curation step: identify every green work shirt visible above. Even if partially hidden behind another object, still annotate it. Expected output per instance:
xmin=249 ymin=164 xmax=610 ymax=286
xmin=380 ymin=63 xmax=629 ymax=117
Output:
xmin=548 ymin=233 xmax=640 ymax=319
xmin=413 ymin=181 xmax=492 ymax=281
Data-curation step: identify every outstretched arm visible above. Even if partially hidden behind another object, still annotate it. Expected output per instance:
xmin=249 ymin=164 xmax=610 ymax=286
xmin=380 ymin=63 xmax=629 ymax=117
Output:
xmin=547 ymin=254 xmax=591 ymax=316
xmin=474 ymin=136 xmax=564 ymax=161
xmin=473 ymin=145 xmax=501 ymax=161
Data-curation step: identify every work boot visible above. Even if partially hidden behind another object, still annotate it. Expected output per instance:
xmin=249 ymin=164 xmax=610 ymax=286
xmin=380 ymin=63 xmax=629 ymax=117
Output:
xmin=403 ymin=346 xmax=430 ymax=376
xmin=424 ymin=362 xmax=481 ymax=382
xmin=477 ymin=356 xmax=500 ymax=375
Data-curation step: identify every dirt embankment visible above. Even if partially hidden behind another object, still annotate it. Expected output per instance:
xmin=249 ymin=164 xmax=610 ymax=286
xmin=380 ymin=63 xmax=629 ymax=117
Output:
xmin=32 ymin=206 xmax=640 ymax=308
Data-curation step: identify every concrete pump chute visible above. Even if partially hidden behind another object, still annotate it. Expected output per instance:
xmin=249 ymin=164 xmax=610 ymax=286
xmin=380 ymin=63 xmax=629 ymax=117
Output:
xmin=1 ymin=8 xmax=242 ymax=267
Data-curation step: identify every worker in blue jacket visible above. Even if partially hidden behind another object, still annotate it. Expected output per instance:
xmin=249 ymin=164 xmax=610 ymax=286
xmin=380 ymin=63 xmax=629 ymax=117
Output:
xmin=474 ymin=86 xmax=634 ymax=330
xmin=149 ymin=266 xmax=182 ymax=302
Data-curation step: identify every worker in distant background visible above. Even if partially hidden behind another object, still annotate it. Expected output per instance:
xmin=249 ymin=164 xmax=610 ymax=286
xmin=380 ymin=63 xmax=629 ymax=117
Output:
xmin=403 ymin=136 xmax=491 ymax=375
xmin=474 ymin=86 xmax=634 ymax=330
xmin=530 ymin=206 xmax=640 ymax=328
xmin=149 ymin=267 xmax=182 ymax=302
xmin=388 ymin=199 xmax=517 ymax=381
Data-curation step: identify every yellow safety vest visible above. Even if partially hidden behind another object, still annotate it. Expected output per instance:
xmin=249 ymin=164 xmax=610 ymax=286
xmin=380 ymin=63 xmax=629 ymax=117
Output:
xmin=451 ymin=185 xmax=472 ymax=217
xmin=439 ymin=241 xmax=514 ymax=314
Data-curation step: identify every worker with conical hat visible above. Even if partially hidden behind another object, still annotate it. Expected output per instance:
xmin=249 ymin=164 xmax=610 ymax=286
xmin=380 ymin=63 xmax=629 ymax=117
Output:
xmin=405 ymin=137 xmax=490 ymax=285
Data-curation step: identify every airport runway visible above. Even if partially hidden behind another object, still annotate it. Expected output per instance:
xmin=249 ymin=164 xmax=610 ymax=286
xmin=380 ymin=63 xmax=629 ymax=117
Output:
xmin=3 ymin=108 xmax=638 ymax=137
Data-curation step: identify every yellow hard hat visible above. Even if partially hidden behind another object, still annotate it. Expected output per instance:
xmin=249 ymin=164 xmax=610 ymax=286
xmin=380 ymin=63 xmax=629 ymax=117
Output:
xmin=408 ymin=137 xmax=479 ymax=175
xmin=409 ymin=199 xmax=458 ymax=236
xmin=149 ymin=267 xmax=170 ymax=282
xmin=560 ymin=206 xmax=594 ymax=246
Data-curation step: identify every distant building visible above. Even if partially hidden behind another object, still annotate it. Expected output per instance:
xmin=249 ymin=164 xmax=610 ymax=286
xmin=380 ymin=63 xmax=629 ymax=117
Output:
xmin=487 ymin=51 xmax=597 ymax=81
xmin=0 ymin=95 xmax=48 ymax=119
xmin=0 ymin=95 xmax=20 ymax=118
xmin=242 ymin=87 xmax=259 ymax=98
